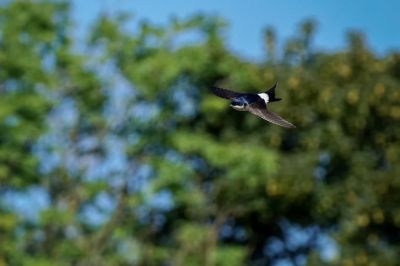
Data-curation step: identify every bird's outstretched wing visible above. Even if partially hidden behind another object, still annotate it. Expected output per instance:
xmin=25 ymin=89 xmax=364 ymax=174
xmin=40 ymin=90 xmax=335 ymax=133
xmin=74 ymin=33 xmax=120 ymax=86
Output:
xmin=248 ymin=102 xmax=296 ymax=128
xmin=210 ymin=86 xmax=243 ymax=100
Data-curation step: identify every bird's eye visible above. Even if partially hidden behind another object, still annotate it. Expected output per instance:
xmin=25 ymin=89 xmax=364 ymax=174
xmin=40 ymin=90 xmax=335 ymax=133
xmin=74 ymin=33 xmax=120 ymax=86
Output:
xmin=231 ymin=100 xmax=241 ymax=106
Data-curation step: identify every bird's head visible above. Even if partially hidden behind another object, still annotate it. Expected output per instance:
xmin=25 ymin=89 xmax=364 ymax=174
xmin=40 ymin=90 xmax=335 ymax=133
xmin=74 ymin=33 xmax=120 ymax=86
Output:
xmin=230 ymin=98 xmax=247 ymax=111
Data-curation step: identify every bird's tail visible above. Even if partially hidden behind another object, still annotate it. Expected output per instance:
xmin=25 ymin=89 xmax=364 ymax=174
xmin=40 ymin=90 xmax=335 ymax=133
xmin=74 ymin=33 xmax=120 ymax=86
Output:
xmin=265 ymin=82 xmax=281 ymax=102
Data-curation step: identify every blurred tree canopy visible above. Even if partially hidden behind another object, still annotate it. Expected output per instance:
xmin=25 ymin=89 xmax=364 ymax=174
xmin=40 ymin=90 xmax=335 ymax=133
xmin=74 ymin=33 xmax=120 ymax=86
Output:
xmin=1 ymin=1 xmax=400 ymax=266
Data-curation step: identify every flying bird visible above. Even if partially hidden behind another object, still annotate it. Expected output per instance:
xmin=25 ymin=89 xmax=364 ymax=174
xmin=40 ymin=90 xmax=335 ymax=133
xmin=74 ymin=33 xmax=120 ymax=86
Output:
xmin=210 ymin=82 xmax=296 ymax=128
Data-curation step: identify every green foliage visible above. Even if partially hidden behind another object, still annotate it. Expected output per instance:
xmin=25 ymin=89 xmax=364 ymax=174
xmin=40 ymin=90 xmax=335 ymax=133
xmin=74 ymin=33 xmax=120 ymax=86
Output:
xmin=0 ymin=1 xmax=400 ymax=265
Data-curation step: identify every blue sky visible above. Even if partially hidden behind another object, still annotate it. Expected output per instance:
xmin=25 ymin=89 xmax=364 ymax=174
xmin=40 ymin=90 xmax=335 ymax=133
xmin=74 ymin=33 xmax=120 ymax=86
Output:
xmin=72 ymin=0 xmax=399 ymax=59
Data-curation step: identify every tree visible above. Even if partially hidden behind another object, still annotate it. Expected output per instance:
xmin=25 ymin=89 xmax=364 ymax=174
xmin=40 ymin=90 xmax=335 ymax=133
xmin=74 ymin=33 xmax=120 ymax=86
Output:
xmin=1 ymin=1 xmax=399 ymax=265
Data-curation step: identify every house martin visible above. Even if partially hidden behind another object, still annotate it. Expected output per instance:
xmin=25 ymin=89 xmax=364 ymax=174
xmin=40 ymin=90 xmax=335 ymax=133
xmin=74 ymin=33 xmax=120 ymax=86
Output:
xmin=210 ymin=82 xmax=296 ymax=128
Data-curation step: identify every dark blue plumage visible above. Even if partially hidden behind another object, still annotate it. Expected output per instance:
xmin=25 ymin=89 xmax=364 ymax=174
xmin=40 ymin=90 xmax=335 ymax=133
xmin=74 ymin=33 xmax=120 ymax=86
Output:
xmin=210 ymin=82 xmax=296 ymax=128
